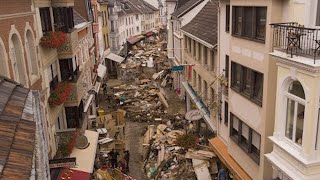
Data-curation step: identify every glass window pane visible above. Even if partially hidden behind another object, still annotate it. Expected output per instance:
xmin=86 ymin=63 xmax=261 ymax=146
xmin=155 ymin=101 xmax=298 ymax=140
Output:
xmin=288 ymin=81 xmax=305 ymax=99
xmin=241 ymin=123 xmax=249 ymax=147
xmin=233 ymin=116 xmax=239 ymax=131
xmin=243 ymin=7 xmax=253 ymax=37
xmin=256 ymin=7 xmax=267 ymax=39
xmin=252 ymin=130 xmax=260 ymax=150
xmin=243 ymin=69 xmax=252 ymax=95
xmin=232 ymin=63 xmax=241 ymax=89
xmin=295 ymin=103 xmax=305 ymax=145
xmin=253 ymin=72 xmax=263 ymax=102
xmin=234 ymin=7 xmax=242 ymax=34
xmin=286 ymin=99 xmax=295 ymax=140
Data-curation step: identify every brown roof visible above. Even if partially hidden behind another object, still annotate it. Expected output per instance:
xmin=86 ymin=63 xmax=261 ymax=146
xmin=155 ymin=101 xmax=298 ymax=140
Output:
xmin=0 ymin=77 xmax=36 ymax=180
xmin=180 ymin=1 xmax=218 ymax=46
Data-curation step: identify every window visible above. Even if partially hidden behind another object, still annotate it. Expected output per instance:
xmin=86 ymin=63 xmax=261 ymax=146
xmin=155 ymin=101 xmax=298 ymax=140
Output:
xmin=137 ymin=26 xmax=139 ymax=32
xmin=198 ymin=75 xmax=202 ymax=93
xmin=224 ymin=102 xmax=228 ymax=125
xmin=226 ymin=5 xmax=230 ymax=32
xmin=26 ymin=30 xmax=38 ymax=76
xmin=204 ymin=47 xmax=207 ymax=65
xmin=48 ymin=62 xmax=58 ymax=92
xmin=193 ymin=40 xmax=196 ymax=58
xmin=231 ymin=62 xmax=241 ymax=89
xmin=136 ymin=14 xmax=139 ymax=20
xmin=39 ymin=7 xmax=52 ymax=33
xmin=198 ymin=43 xmax=202 ymax=62
xmin=231 ymin=62 xmax=263 ymax=106
xmin=188 ymin=37 xmax=191 ymax=53
xmin=193 ymin=70 xmax=197 ymax=87
xmin=0 ymin=41 xmax=8 ymax=77
xmin=232 ymin=6 xmax=267 ymax=41
xmin=53 ymin=7 xmax=74 ymax=32
xmin=111 ymin=21 xmax=115 ymax=32
xmin=225 ymin=55 xmax=229 ymax=78
xmin=126 ymin=18 xmax=128 ymax=25
xmin=59 ymin=58 xmax=79 ymax=82
xmin=256 ymin=7 xmax=267 ymax=39
xmin=230 ymin=113 xmax=261 ymax=164
xmin=285 ymin=81 xmax=305 ymax=146
xmin=211 ymin=51 xmax=214 ymax=71
xmin=204 ymin=81 xmax=208 ymax=101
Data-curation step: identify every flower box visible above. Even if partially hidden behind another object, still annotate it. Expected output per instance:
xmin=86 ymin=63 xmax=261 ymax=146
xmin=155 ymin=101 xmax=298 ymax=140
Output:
xmin=40 ymin=31 xmax=67 ymax=48
xmin=48 ymin=82 xmax=72 ymax=106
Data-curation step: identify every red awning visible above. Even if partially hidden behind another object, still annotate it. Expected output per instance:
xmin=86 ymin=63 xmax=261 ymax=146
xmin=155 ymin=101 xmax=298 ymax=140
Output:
xmin=58 ymin=168 xmax=90 ymax=180
xmin=127 ymin=35 xmax=144 ymax=44
xmin=145 ymin=31 xmax=154 ymax=37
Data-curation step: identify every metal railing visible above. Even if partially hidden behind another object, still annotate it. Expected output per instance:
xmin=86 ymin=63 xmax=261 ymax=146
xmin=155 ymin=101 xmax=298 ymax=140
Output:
xmin=271 ymin=22 xmax=320 ymax=63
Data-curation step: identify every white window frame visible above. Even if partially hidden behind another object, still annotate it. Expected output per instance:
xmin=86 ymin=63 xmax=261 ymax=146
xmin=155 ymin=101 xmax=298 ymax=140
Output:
xmin=283 ymin=85 xmax=306 ymax=149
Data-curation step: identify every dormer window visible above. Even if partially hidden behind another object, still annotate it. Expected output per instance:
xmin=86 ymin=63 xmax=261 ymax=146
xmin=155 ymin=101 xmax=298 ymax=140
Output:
xmin=285 ymin=81 xmax=305 ymax=146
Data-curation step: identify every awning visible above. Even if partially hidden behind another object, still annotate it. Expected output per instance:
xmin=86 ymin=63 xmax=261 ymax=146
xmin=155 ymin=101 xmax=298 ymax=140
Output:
xmin=145 ymin=31 xmax=154 ymax=37
xmin=209 ymin=137 xmax=252 ymax=180
xmin=70 ymin=130 xmax=99 ymax=173
xmin=106 ymin=53 xmax=125 ymax=63
xmin=127 ymin=35 xmax=144 ymax=44
xmin=182 ymin=82 xmax=216 ymax=131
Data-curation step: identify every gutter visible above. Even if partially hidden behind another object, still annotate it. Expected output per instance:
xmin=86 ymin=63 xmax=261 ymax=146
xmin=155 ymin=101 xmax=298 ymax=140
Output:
xmin=181 ymin=29 xmax=217 ymax=49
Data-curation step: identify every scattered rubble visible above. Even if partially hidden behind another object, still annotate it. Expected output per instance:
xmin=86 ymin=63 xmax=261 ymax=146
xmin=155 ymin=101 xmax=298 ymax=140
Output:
xmin=142 ymin=123 xmax=218 ymax=180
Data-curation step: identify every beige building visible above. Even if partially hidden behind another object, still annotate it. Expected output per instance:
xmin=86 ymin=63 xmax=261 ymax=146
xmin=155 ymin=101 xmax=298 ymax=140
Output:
xmin=265 ymin=0 xmax=320 ymax=179
xmin=209 ymin=0 xmax=282 ymax=179
xmin=33 ymin=0 xmax=96 ymax=158
xmin=181 ymin=1 xmax=218 ymax=139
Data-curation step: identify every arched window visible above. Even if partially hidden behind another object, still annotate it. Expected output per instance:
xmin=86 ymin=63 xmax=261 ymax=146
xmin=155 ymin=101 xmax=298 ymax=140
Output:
xmin=10 ymin=34 xmax=27 ymax=86
xmin=285 ymin=81 xmax=305 ymax=146
xmin=0 ymin=38 xmax=8 ymax=77
xmin=26 ymin=30 xmax=38 ymax=76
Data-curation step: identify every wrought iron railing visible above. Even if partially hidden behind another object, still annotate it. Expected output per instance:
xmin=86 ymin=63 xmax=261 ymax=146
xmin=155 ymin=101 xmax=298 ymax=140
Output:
xmin=271 ymin=22 xmax=320 ymax=63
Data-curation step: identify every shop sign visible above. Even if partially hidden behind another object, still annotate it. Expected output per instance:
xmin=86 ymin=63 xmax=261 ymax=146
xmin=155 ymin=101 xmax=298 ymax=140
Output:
xmin=185 ymin=110 xmax=203 ymax=121
xmin=49 ymin=157 xmax=77 ymax=169
xmin=172 ymin=66 xmax=184 ymax=71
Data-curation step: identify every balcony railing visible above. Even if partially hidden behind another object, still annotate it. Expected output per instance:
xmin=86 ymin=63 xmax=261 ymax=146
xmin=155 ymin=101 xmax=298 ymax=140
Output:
xmin=271 ymin=22 xmax=320 ymax=63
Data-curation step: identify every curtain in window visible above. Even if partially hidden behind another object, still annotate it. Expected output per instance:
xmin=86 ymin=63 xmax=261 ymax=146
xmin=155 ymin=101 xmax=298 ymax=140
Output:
xmin=286 ymin=99 xmax=295 ymax=140
xmin=252 ymin=130 xmax=260 ymax=150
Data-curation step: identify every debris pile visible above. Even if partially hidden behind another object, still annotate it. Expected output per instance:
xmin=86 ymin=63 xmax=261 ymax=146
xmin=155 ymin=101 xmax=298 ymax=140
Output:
xmin=119 ymin=37 xmax=170 ymax=82
xmin=143 ymin=124 xmax=218 ymax=179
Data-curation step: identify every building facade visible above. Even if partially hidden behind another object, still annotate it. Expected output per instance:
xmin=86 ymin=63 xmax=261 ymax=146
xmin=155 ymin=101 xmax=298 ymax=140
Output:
xmin=209 ymin=0 xmax=280 ymax=179
xmin=181 ymin=1 xmax=218 ymax=139
xmin=265 ymin=0 xmax=320 ymax=179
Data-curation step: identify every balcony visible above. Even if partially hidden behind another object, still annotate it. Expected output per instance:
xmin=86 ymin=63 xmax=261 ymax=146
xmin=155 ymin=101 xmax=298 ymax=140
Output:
xmin=64 ymin=70 xmax=86 ymax=107
xmin=57 ymin=30 xmax=78 ymax=58
xmin=271 ymin=22 xmax=320 ymax=64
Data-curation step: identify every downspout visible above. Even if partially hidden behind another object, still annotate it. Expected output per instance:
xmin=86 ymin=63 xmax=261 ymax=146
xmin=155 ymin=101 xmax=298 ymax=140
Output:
xmin=172 ymin=20 xmax=175 ymax=58
xmin=216 ymin=0 xmax=221 ymax=136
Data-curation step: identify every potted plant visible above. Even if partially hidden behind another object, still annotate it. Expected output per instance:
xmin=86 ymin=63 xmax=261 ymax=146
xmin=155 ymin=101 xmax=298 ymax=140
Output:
xmin=48 ymin=82 xmax=72 ymax=106
xmin=40 ymin=31 xmax=67 ymax=48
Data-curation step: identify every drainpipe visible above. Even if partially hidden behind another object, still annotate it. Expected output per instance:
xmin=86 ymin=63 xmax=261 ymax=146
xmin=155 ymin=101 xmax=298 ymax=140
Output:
xmin=172 ymin=20 xmax=175 ymax=58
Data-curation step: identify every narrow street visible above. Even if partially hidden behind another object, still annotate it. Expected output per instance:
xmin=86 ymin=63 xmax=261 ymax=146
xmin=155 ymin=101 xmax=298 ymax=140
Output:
xmin=104 ymin=66 xmax=186 ymax=179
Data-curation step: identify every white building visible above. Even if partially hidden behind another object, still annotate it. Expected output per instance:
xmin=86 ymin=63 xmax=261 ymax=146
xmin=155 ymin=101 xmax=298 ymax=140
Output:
xmin=265 ymin=0 xmax=320 ymax=179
